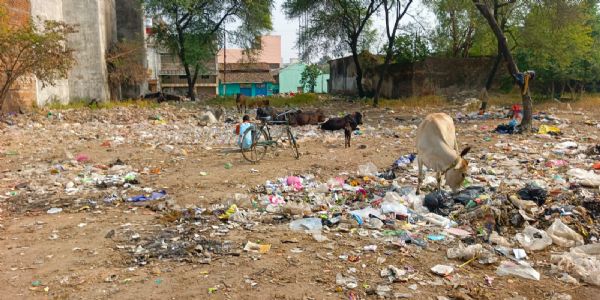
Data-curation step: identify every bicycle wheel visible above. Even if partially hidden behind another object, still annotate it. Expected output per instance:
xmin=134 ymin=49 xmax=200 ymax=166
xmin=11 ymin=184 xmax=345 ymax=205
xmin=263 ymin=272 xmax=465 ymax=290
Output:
xmin=287 ymin=128 xmax=300 ymax=159
xmin=241 ymin=127 xmax=269 ymax=163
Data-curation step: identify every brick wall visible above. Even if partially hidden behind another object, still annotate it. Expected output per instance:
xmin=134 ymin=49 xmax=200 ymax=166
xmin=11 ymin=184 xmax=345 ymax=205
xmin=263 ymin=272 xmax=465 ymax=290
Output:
xmin=0 ymin=0 xmax=35 ymax=112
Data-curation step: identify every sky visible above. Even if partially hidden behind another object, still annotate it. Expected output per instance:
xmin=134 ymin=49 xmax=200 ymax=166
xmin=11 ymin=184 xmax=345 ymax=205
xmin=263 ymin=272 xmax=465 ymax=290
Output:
xmin=270 ymin=0 xmax=435 ymax=64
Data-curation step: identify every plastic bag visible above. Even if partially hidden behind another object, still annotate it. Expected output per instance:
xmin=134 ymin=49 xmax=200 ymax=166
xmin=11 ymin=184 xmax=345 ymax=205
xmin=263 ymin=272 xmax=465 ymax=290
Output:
xmin=551 ymin=245 xmax=600 ymax=286
xmin=423 ymin=213 xmax=455 ymax=228
xmin=517 ymin=183 xmax=548 ymax=206
xmin=381 ymin=192 xmax=408 ymax=215
xmin=357 ymin=162 xmax=378 ymax=177
xmin=489 ymin=231 xmax=513 ymax=247
xmin=546 ymin=219 xmax=584 ymax=248
xmin=289 ymin=218 xmax=322 ymax=232
xmin=496 ymin=260 xmax=540 ymax=280
xmin=515 ymin=226 xmax=553 ymax=251
xmin=567 ymin=168 xmax=600 ymax=187
xmin=447 ymin=243 xmax=483 ymax=261
xmin=349 ymin=206 xmax=381 ymax=221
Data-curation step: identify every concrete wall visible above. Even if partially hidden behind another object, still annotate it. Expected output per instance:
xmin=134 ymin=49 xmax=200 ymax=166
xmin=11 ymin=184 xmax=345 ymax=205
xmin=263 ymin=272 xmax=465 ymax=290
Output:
xmin=279 ymin=63 xmax=305 ymax=93
xmin=315 ymin=74 xmax=329 ymax=93
xmin=329 ymin=56 xmax=358 ymax=96
xmin=329 ymin=55 xmax=496 ymax=98
xmin=60 ymin=0 xmax=115 ymax=101
xmin=30 ymin=0 xmax=70 ymax=105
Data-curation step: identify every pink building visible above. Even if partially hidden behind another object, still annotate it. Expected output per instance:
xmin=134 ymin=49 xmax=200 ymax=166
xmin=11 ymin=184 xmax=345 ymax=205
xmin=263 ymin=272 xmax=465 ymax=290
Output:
xmin=218 ymin=35 xmax=282 ymax=69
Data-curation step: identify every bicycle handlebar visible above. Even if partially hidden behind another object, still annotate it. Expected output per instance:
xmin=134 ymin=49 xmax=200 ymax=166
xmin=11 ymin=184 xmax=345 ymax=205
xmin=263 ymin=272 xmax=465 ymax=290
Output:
xmin=275 ymin=109 xmax=298 ymax=119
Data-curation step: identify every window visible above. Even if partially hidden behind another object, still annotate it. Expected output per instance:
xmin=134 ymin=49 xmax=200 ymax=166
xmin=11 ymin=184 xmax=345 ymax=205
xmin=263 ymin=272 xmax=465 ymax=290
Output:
xmin=201 ymin=75 xmax=210 ymax=79
xmin=179 ymin=75 xmax=187 ymax=79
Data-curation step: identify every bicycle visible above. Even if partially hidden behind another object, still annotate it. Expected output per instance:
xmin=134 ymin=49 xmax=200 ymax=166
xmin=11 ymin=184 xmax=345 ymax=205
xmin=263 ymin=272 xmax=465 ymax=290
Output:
xmin=240 ymin=109 xmax=300 ymax=163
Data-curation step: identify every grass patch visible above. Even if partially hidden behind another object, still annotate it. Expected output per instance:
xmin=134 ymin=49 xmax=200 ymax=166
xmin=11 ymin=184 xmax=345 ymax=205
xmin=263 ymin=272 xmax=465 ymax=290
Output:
xmin=205 ymin=93 xmax=326 ymax=108
xmin=45 ymin=99 xmax=160 ymax=111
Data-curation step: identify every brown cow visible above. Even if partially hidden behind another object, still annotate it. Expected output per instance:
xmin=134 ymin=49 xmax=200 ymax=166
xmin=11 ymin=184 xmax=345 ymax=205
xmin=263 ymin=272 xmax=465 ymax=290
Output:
xmin=290 ymin=109 xmax=326 ymax=126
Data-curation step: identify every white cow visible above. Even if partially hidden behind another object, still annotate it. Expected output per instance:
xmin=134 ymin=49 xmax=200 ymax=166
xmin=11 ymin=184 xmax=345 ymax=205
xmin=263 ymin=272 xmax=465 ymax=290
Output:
xmin=416 ymin=113 xmax=471 ymax=194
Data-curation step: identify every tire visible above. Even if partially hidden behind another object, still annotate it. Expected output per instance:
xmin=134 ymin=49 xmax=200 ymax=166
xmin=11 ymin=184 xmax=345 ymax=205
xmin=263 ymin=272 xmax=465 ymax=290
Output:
xmin=287 ymin=128 xmax=300 ymax=159
xmin=241 ymin=127 xmax=269 ymax=163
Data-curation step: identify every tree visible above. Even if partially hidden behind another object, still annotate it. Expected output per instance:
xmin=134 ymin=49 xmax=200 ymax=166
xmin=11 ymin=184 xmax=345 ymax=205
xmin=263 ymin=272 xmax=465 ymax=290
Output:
xmin=143 ymin=0 xmax=274 ymax=101
xmin=424 ymin=0 xmax=479 ymax=57
xmin=472 ymin=0 xmax=533 ymax=131
xmin=516 ymin=0 xmax=594 ymax=99
xmin=283 ymin=0 xmax=382 ymax=98
xmin=300 ymin=64 xmax=321 ymax=93
xmin=391 ymin=29 xmax=430 ymax=64
xmin=373 ymin=0 xmax=413 ymax=106
xmin=0 ymin=12 xmax=76 ymax=112
xmin=106 ymin=40 xmax=147 ymax=100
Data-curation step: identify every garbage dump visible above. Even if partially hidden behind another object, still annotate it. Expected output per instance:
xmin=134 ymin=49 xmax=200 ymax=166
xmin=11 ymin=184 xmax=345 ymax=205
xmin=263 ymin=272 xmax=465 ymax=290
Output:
xmin=1 ymin=104 xmax=599 ymax=299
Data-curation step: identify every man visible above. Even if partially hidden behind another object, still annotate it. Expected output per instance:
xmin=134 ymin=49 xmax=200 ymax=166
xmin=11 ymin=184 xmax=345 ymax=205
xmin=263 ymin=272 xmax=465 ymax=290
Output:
xmin=235 ymin=115 xmax=253 ymax=149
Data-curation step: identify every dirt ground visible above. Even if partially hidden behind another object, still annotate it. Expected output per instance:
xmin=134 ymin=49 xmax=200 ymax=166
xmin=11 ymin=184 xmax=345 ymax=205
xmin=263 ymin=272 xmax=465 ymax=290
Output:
xmin=0 ymin=99 xmax=599 ymax=300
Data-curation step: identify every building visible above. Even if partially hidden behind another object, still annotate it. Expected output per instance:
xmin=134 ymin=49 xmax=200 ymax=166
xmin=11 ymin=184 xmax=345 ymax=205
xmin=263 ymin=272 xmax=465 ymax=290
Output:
xmin=218 ymin=35 xmax=282 ymax=67
xmin=278 ymin=62 xmax=329 ymax=94
xmin=219 ymin=63 xmax=277 ymax=97
xmin=218 ymin=35 xmax=281 ymax=97
xmin=158 ymin=53 xmax=219 ymax=98
xmin=0 ymin=0 xmax=147 ymax=112
xmin=328 ymin=55 xmax=497 ymax=98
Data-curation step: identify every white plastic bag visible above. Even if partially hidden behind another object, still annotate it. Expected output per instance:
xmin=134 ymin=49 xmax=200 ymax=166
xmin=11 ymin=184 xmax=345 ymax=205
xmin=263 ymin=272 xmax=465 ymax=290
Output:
xmin=357 ymin=162 xmax=378 ymax=177
xmin=381 ymin=192 xmax=408 ymax=215
xmin=515 ymin=226 xmax=553 ymax=251
xmin=546 ymin=219 xmax=584 ymax=248
xmin=551 ymin=245 xmax=600 ymax=286
xmin=567 ymin=168 xmax=600 ymax=187
xmin=496 ymin=260 xmax=540 ymax=280
xmin=447 ymin=243 xmax=483 ymax=261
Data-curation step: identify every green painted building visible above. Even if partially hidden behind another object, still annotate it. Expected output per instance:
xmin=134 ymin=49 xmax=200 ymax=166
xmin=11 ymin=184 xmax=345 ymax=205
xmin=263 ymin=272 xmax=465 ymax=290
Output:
xmin=218 ymin=63 xmax=278 ymax=97
xmin=279 ymin=63 xmax=329 ymax=94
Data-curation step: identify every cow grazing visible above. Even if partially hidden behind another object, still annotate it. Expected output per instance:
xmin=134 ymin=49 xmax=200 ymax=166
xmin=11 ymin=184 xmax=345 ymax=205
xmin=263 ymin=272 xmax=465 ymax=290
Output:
xmin=235 ymin=93 xmax=269 ymax=113
xmin=290 ymin=109 xmax=326 ymax=126
xmin=321 ymin=112 xmax=363 ymax=148
xmin=415 ymin=113 xmax=471 ymax=194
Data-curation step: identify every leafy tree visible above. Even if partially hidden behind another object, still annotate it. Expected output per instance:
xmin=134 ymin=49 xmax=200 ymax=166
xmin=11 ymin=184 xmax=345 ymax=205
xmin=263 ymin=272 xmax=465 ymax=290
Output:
xmin=373 ymin=0 xmax=414 ymax=106
xmin=283 ymin=0 xmax=382 ymax=98
xmin=300 ymin=64 xmax=321 ymax=93
xmin=516 ymin=0 xmax=594 ymax=99
xmin=0 ymin=11 xmax=76 ymax=112
xmin=424 ymin=0 xmax=479 ymax=57
xmin=391 ymin=30 xmax=430 ymax=64
xmin=143 ymin=0 xmax=274 ymax=101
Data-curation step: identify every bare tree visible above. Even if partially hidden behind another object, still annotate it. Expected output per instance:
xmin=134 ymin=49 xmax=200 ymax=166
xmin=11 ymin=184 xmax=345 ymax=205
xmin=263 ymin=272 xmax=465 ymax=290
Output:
xmin=373 ymin=0 xmax=413 ymax=106
xmin=473 ymin=0 xmax=533 ymax=131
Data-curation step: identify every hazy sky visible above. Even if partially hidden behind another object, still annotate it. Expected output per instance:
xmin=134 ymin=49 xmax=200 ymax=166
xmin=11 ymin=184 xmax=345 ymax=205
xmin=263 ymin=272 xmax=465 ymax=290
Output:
xmin=270 ymin=0 xmax=435 ymax=64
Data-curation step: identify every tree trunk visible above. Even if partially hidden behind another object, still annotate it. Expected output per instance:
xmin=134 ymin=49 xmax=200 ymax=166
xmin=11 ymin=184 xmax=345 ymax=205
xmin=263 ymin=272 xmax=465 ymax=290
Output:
xmin=473 ymin=1 xmax=532 ymax=131
xmin=373 ymin=53 xmax=393 ymax=107
xmin=350 ymin=44 xmax=365 ymax=98
xmin=551 ymin=81 xmax=555 ymax=99
xmin=479 ymin=52 xmax=502 ymax=112
xmin=183 ymin=63 xmax=196 ymax=101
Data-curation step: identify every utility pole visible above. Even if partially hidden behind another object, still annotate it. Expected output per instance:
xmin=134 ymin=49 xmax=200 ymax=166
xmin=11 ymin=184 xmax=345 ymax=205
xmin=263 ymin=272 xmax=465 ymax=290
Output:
xmin=223 ymin=28 xmax=227 ymax=96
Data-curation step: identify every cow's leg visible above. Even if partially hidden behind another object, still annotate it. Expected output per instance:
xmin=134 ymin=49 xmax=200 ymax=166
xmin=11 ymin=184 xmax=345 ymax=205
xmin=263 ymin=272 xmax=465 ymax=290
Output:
xmin=416 ymin=159 xmax=424 ymax=195
xmin=436 ymin=171 xmax=442 ymax=191
xmin=345 ymin=130 xmax=350 ymax=148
